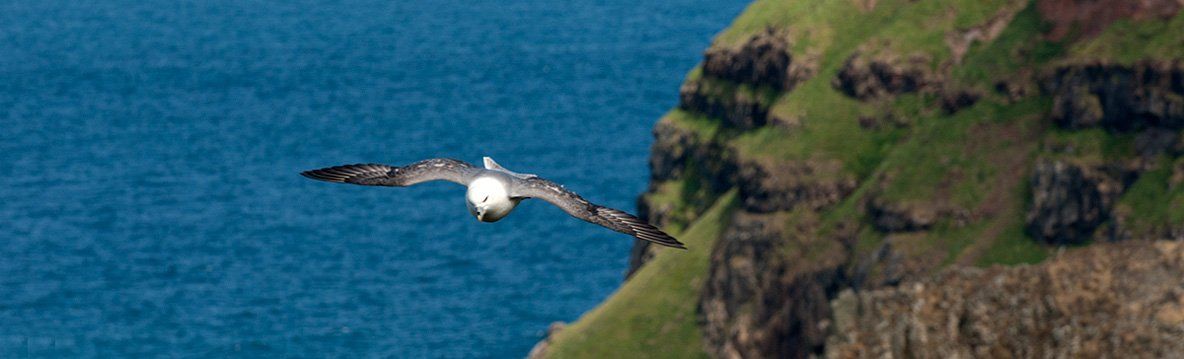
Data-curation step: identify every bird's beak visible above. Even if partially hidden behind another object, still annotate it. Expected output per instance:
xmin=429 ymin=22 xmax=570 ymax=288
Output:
xmin=476 ymin=207 xmax=486 ymax=221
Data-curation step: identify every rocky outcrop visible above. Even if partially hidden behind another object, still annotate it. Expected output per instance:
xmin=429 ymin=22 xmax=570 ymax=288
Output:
xmin=646 ymin=117 xmax=736 ymax=190
xmin=702 ymin=28 xmax=813 ymax=92
xmin=678 ymin=29 xmax=814 ymax=131
xmin=735 ymin=157 xmax=857 ymax=213
xmin=700 ymin=212 xmax=848 ymax=359
xmin=628 ymin=117 xmax=738 ymax=277
xmin=1026 ymin=159 xmax=1125 ymax=244
xmin=833 ymin=53 xmax=938 ymax=100
xmin=826 ymin=241 xmax=1184 ymax=358
xmin=678 ymin=79 xmax=774 ymax=130
xmin=866 ymin=197 xmax=938 ymax=232
xmin=939 ymin=87 xmax=982 ymax=114
xmin=1045 ymin=61 xmax=1184 ymax=131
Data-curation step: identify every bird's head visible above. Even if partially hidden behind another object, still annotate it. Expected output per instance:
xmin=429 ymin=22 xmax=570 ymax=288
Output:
xmin=466 ymin=195 xmax=489 ymax=221
xmin=466 ymin=177 xmax=514 ymax=223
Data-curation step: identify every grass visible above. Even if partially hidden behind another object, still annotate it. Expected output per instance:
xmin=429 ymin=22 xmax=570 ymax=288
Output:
xmin=664 ymin=109 xmax=722 ymax=140
xmin=951 ymin=3 xmax=1065 ymax=84
xmin=545 ymin=191 xmax=738 ymax=358
xmin=976 ymin=222 xmax=1049 ymax=266
xmin=1066 ymin=11 xmax=1184 ymax=63
xmin=1114 ymin=157 xmax=1184 ymax=236
xmin=1042 ymin=127 xmax=1136 ymax=164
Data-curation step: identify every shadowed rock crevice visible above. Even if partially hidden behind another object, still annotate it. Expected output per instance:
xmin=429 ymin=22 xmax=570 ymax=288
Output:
xmin=628 ymin=117 xmax=738 ymax=277
xmin=702 ymin=28 xmax=814 ymax=92
xmin=1045 ymin=61 xmax=1184 ymax=131
xmin=833 ymin=52 xmax=939 ymax=100
xmin=1025 ymin=159 xmax=1125 ymax=244
xmin=700 ymin=212 xmax=849 ymax=359
xmin=678 ymin=79 xmax=776 ymax=130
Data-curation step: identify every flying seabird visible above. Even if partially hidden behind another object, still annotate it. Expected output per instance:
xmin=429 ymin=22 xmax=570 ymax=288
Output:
xmin=300 ymin=157 xmax=685 ymax=249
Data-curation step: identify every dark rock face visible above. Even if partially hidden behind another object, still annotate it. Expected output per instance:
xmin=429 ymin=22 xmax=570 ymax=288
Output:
xmin=1026 ymin=159 xmax=1124 ymax=244
xmin=700 ymin=212 xmax=848 ymax=359
xmin=867 ymin=197 xmax=937 ymax=232
xmin=735 ymin=158 xmax=857 ymax=213
xmin=627 ymin=117 xmax=737 ymax=277
xmin=647 ymin=117 xmax=733 ymax=188
xmin=1045 ymin=61 xmax=1184 ymax=131
xmin=679 ymin=79 xmax=773 ymax=130
xmin=995 ymin=77 xmax=1032 ymax=103
xmin=833 ymin=53 xmax=937 ymax=100
xmin=702 ymin=28 xmax=812 ymax=92
xmin=939 ymin=88 xmax=982 ymax=114
xmin=678 ymin=29 xmax=814 ymax=131
xmin=826 ymin=241 xmax=1184 ymax=358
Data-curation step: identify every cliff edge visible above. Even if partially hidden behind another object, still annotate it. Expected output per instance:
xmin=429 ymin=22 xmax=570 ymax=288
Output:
xmin=536 ymin=0 xmax=1184 ymax=357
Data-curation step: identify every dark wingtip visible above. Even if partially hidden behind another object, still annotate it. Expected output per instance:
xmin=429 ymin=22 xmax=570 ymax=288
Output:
xmin=635 ymin=228 xmax=687 ymax=249
xmin=659 ymin=239 xmax=688 ymax=250
xmin=300 ymin=166 xmax=354 ymax=183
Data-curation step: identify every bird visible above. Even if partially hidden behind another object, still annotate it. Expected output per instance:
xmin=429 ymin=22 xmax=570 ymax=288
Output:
xmin=300 ymin=157 xmax=685 ymax=249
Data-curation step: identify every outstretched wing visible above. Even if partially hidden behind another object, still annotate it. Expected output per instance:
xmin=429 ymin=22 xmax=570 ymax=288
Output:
xmin=510 ymin=177 xmax=685 ymax=249
xmin=301 ymin=158 xmax=478 ymax=187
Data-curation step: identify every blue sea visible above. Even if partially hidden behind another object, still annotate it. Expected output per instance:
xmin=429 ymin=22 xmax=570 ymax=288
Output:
xmin=0 ymin=1 xmax=746 ymax=357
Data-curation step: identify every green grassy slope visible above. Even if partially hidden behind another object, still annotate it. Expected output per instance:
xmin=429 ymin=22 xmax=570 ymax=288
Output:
xmin=544 ymin=192 xmax=736 ymax=358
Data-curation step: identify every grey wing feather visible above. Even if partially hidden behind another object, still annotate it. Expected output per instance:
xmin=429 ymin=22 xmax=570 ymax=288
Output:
xmin=511 ymin=177 xmax=685 ymax=249
xmin=301 ymin=158 xmax=478 ymax=187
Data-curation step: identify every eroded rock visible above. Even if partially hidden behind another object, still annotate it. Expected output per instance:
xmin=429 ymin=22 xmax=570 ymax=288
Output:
xmin=939 ymin=87 xmax=982 ymax=114
xmin=1026 ymin=158 xmax=1124 ymax=244
xmin=700 ymin=211 xmax=848 ymax=359
xmin=833 ymin=52 xmax=938 ymax=100
xmin=678 ymin=79 xmax=773 ymax=130
xmin=735 ymin=157 xmax=857 ymax=213
xmin=627 ymin=117 xmax=737 ymax=277
xmin=826 ymin=241 xmax=1184 ymax=358
xmin=1045 ymin=60 xmax=1184 ymax=131
xmin=702 ymin=28 xmax=813 ymax=92
xmin=867 ymin=197 xmax=938 ymax=232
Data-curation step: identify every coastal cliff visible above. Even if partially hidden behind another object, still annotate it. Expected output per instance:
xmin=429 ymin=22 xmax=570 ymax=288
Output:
xmin=535 ymin=0 xmax=1184 ymax=357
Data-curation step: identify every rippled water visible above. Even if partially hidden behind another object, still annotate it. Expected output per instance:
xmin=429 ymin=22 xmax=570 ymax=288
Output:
xmin=0 ymin=0 xmax=746 ymax=357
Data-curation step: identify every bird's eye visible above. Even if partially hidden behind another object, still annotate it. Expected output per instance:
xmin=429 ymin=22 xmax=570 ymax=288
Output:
xmin=482 ymin=195 xmax=489 ymax=203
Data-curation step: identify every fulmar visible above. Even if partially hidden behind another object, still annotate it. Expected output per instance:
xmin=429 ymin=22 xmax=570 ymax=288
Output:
xmin=301 ymin=157 xmax=685 ymax=249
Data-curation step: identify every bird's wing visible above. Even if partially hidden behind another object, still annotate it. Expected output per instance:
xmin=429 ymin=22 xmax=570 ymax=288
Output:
xmin=510 ymin=176 xmax=685 ymax=249
xmin=301 ymin=158 xmax=479 ymax=187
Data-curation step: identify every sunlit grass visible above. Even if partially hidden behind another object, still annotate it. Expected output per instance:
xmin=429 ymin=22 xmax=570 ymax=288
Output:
xmin=545 ymin=191 xmax=738 ymax=358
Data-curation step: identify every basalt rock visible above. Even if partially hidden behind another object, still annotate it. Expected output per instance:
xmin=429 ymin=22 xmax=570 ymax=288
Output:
xmin=627 ymin=117 xmax=737 ymax=277
xmin=700 ymin=211 xmax=849 ymax=359
xmin=939 ymin=87 xmax=982 ymax=114
xmin=866 ymin=197 xmax=938 ymax=233
xmin=826 ymin=241 xmax=1184 ymax=358
xmin=702 ymin=28 xmax=813 ymax=92
xmin=1026 ymin=159 xmax=1124 ymax=244
xmin=646 ymin=116 xmax=737 ymax=196
xmin=1045 ymin=60 xmax=1184 ymax=131
xmin=678 ymin=79 xmax=773 ymax=130
xmin=735 ymin=157 xmax=857 ymax=213
xmin=834 ymin=53 xmax=939 ymax=100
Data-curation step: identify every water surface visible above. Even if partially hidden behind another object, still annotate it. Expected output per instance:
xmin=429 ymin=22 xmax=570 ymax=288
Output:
xmin=0 ymin=1 xmax=747 ymax=356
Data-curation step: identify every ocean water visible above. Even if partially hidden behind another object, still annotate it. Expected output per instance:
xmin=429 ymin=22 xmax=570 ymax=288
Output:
xmin=0 ymin=0 xmax=746 ymax=357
